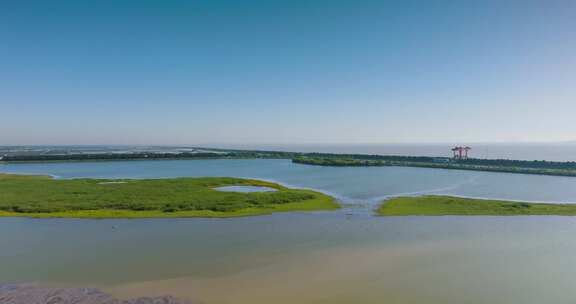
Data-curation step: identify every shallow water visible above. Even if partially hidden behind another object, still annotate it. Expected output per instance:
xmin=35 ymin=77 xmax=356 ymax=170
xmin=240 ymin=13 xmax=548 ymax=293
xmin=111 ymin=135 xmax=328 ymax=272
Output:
xmin=2 ymin=159 xmax=576 ymax=303
xmin=215 ymin=186 xmax=277 ymax=192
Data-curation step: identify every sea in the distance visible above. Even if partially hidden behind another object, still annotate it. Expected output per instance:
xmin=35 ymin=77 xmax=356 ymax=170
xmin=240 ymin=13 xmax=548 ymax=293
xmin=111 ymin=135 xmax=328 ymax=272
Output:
xmin=3 ymin=158 xmax=576 ymax=303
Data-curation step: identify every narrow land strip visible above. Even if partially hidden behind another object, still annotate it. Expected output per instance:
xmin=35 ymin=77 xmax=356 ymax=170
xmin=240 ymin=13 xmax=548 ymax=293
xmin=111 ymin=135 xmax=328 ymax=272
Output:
xmin=378 ymin=195 xmax=576 ymax=216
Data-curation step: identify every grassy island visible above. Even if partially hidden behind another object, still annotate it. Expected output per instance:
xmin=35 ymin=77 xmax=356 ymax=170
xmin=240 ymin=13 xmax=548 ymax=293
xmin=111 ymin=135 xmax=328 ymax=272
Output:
xmin=377 ymin=195 xmax=576 ymax=216
xmin=0 ymin=174 xmax=338 ymax=218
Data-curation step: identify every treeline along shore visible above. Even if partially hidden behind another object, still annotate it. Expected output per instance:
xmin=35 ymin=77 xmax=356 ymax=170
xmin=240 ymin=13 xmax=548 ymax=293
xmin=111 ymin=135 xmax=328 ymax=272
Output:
xmin=292 ymin=156 xmax=576 ymax=177
xmin=0 ymin=150 xmax=299 ymax=162
xmin=3 ymin=147 xmax=576 ymax=177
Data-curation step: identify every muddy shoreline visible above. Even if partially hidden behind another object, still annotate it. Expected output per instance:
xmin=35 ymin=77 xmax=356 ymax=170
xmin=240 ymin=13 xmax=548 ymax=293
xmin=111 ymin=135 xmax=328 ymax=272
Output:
xmin=0 ymin=284 xmax=194 ymax=304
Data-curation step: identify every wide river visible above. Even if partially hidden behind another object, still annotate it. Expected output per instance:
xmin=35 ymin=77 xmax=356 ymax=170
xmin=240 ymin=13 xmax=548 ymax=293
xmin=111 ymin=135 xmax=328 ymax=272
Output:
xmin=3 ymin=159 xmax=576 ymax=303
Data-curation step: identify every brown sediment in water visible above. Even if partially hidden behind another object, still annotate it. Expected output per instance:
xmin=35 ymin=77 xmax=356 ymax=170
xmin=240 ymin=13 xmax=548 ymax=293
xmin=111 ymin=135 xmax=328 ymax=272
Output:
xmin=103 ymin=237 xmax=557 ymax=304
xmin=3 ymin=237 xmax=567 ymax=304
xmin=104 ymin=241 xmax=465 ymax=304
xmin=0 ymin=284 xmax=194 ymax=304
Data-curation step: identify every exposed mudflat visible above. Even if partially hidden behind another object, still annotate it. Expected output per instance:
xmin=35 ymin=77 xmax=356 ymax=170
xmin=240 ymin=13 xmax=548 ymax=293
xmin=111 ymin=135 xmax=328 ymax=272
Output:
xmin=0 ymin=284 xmax=194 ymax=304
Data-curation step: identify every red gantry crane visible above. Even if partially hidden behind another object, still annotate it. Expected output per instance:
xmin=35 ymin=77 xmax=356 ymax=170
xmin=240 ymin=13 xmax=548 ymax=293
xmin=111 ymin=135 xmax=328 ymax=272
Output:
xmin=451 ymin=147 xmax=460 ymax=159
xmin=464 ymin=146 xmax=471 ymax=159
xmin=452 ymin=146 xmax=471 ymax=160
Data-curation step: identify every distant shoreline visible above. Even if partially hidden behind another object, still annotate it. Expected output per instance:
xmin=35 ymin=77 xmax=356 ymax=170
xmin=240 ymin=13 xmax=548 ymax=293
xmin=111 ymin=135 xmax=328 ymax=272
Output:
xmin=292 ymin=156 xmax=576 ymax=177
xmin=3 ymin=147 xmax=576 ymax=178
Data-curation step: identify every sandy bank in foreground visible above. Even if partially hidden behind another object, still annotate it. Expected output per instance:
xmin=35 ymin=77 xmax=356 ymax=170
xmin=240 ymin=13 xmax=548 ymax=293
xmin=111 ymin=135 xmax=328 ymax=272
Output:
xmin=0 ymin=284 xmax=194 ymax=304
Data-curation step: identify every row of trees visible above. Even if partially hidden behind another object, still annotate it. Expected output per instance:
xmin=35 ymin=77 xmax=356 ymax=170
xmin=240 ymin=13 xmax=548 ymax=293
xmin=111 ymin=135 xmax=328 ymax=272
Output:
xmin=292 ymin=156 xmax=576 ymax=177
xmin=294 ymin=153 xmax=576 ymax=170
xmin=292 ymin=157 xmax=388 ymax=167
xmin=457 ymin=158 xmax=576 ymax=170
xmin=0 ymin=151 xmax=298 ymax=162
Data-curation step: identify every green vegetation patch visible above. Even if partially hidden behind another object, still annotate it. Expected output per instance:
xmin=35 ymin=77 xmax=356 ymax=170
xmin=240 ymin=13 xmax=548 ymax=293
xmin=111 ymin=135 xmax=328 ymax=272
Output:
xmin=377 ymin=195 xmax=576 ymax=216
xmin=0 ymin=174 xmax=338 ymax=218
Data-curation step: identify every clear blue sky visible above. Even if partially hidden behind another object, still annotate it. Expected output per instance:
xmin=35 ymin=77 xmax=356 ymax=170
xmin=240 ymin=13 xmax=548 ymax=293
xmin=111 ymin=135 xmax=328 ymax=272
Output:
xmin=2 ymin=0 xmax=575 ymax=145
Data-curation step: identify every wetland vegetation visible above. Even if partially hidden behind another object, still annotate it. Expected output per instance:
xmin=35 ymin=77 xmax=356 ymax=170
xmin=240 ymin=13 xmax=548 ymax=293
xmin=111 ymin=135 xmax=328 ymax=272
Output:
xmin=0 ymin=174 xmax=338 ymax=218
xmin=378 ymin=195 xmax=576 ymax=216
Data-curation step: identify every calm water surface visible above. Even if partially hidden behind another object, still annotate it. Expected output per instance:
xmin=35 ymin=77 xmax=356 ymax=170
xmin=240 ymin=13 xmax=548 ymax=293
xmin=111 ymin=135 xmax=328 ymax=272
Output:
xmin=2 ymin=159 xmax=576 ymax=303
xmin=215 ymin=186 xmax=278 ymax=192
